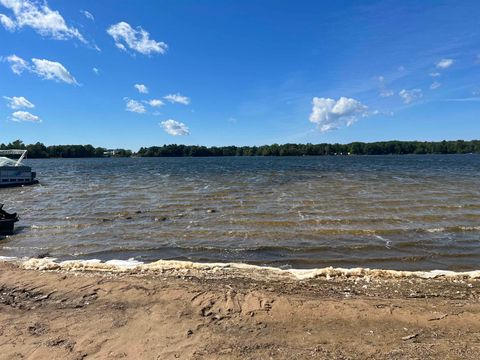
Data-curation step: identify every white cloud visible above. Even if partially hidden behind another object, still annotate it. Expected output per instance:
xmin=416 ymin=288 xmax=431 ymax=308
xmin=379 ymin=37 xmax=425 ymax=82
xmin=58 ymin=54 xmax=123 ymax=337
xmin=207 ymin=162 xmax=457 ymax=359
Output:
xmin=164 ymin=93 xmax=190 ymax=105
xmin=31 ymin=58 xmax=77 ymax=84
xmin=107 ymin=21 xmax=167 ymax=55
xmin=161 ymin=119 xmax=189 ymax=136
xmin=125 ymin=99 xmax=146 ymax=114
xmin=3 ymin=54 xmax=29 ymax=74
xmin=309 ymin=97 xmax=369 ymax=132
xmin=11 ymin=110 xmax=40 ymax=122
xmin=146 ymin=99 xmax=164 ymax=107
xmin=430 ymin=72 xmax=440 ymax=77
xmin=4 ymin=54 xmax=77 ymax=84
xmin=134 ymin=83 xmax=148 ymax=94
xmin=0 ymin=13 xmax=15 ymax=30
xmin=436 ymin=58 xmax=454 ymax=69
xmin=0 ymin=0 xmax=86 ymax=42
xmin=430 ymin=81 xmax=441 ymax=90
xmin=92 ymin=67 xmax=99 ymax=75
xmin=399 ymin=89 xmax=423 ymax=104
xmin=81 ymin=10 xmax=94 ymax=21
xmin=3 ymin=95 xmax=34 ymax=109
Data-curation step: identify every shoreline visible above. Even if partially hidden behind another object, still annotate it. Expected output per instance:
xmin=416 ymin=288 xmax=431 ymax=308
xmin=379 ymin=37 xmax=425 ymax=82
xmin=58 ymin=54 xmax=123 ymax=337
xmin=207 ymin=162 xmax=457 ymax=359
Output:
xmin=4 ymin=256 xmax=480 ymax=280
xmin=1 ymin=259 xmax=479 ymax=359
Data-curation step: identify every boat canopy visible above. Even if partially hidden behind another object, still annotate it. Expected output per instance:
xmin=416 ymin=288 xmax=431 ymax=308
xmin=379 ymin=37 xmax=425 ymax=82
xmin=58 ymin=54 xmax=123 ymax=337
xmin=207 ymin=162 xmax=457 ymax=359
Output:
xmin=0 ymin=150 xmax=27 ymax=166
xmin=0 ymin=157 xmax=20 ymax=167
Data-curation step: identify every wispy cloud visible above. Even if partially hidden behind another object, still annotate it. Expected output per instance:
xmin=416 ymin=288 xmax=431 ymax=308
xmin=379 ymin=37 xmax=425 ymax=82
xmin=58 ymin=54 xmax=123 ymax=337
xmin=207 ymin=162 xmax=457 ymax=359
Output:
xmin=378 ymin=76 xmax=394 ymax=97
xmin=164 ymin=93 xmax=190 ymax=105
xmin=160 ymin=119 xmax=189 ymax=136
xmin=134 ymin=83 xmax=148 ymax=94
xmin=430 ymin=81 xmax=441 ymax=90
xmin=11 ymin=110 xmax=40 ymax=122
xmin=92 ymin=67 xmax=99 ymax=75
xmin=445 ymin=97 xmax=480 ymax=102
xmin=3 ymin=54 xmax=78 ymax=84
xmin=3 ymin=95 xmax=34 ymax=109
xmin=81 ymin=10 xmax=94 ymax=21
xmin=0 ymin=0 xmax=86 ymax=43
xmin=436 ymin=58 xmax=454 ymax=69
xmin=399 ymin=89 xmax=423 ymax=104
xmin=3 ymin=54 xmax=29 ymax=74
xmin=309 ymin=97 xmax=369 ymax=132
xmin=107 ymin=22 xmax=167 ymax=55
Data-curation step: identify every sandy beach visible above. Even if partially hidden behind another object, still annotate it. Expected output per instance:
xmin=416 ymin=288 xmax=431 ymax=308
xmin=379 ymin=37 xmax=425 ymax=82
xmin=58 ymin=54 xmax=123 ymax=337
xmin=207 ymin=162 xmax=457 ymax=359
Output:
xmin=0 ymin=260 xmax=479 ymax=359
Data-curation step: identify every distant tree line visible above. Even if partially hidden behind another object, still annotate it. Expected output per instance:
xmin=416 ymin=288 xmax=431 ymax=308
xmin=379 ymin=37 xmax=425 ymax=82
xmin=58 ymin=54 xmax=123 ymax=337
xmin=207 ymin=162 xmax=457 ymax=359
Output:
xmin=138 ymin=140 xmax=480 ymax=157
xmin=0 ymin=140 xmax=132 ymax=158
xmin=2 ymin=139 xmax=480 ymax=158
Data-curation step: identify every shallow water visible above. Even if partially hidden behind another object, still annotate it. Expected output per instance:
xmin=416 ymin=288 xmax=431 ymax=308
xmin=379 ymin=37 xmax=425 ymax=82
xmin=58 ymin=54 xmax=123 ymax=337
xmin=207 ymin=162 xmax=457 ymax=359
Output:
xmin=1 ymin=155 xmax=479 ymax=270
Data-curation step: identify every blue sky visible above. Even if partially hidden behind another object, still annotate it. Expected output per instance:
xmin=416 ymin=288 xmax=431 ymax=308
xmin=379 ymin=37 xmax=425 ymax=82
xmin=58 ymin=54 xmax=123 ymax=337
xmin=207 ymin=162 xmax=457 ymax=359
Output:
xmin=0 ymin=0 xmax=479 ymax=150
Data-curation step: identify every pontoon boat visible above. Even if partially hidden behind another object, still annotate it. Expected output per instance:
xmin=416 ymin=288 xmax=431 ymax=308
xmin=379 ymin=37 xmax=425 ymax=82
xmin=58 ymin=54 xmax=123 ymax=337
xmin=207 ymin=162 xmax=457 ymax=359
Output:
xmin=0 ymin=150 xmax=38 ymax=187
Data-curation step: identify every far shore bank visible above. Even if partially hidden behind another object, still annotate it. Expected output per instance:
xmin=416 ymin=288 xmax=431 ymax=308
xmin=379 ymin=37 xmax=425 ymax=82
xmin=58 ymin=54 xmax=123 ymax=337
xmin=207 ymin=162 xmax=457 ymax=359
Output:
xmin=1 ymin=260 xmax=479 ymax=359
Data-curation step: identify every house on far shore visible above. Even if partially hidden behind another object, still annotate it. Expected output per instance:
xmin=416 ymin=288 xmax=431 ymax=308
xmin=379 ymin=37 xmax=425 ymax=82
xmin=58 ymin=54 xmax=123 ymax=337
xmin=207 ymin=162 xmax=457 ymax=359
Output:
xmin=104 ymin=149 xmax=119 ymax=156
xmin=103 ymin=149 xmax=133 ymax=157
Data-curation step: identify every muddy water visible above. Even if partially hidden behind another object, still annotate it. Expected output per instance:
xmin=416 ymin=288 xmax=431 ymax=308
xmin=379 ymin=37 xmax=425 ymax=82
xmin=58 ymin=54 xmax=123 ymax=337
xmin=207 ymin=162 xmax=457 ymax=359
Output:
xmin=1 ymin=155 xmax=479 ymax=270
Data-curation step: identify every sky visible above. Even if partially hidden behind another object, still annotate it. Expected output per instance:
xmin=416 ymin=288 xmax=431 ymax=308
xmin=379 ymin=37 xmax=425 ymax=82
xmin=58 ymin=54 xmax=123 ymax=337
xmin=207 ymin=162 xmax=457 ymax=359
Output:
xmin=0 ymin=0 xmax=479 ymax=150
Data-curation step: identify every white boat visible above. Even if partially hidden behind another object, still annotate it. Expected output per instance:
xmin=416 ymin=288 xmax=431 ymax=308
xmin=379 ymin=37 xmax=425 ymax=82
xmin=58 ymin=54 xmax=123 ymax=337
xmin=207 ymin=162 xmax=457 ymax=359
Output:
xmin=0 ymin=150 xmax=38 ymax=187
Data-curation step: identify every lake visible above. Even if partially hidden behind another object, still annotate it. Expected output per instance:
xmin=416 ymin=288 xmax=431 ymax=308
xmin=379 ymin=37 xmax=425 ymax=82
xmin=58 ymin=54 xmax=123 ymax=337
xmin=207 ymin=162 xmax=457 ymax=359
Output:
xmin=1 ymin=155 xmax=480 ymax=270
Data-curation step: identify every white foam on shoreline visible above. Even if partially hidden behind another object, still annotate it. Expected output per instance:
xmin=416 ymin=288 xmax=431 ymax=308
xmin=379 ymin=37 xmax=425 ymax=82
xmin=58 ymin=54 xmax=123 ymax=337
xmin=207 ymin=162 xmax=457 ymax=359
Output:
xmin=2 ymin=256 xmax=479 ymax=280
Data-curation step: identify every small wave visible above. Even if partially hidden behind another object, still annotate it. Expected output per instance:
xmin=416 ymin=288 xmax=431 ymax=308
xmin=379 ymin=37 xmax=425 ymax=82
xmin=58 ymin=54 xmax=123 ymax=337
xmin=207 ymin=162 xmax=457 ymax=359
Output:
xmin=426 ymin=226 xmax=480 ymax=233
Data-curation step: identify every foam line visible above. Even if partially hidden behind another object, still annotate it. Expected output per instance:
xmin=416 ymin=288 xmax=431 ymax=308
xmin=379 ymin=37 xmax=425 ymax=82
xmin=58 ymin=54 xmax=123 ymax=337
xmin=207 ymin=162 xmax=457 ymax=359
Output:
xmin=2 ymin=257 xmax=478 ymax=280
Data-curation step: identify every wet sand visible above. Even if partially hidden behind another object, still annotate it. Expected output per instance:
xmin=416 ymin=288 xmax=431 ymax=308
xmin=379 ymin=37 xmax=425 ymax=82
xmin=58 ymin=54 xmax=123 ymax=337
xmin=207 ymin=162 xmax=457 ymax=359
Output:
xmin=1 ymin=260 xmax=480 ymax=359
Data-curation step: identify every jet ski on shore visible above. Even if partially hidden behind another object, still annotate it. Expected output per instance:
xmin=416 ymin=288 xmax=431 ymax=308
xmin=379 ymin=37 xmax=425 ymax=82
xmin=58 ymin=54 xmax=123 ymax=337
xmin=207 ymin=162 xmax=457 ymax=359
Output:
xmin=0 ymin=204 xmax=18 ymax=234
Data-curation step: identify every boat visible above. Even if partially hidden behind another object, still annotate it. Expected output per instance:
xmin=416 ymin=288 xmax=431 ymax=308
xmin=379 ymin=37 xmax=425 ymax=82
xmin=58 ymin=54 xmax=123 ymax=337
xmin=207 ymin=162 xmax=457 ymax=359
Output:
xmin=0 ymin=204 xmax=18 ymax=234
xmin=0 ymin=149 xmax=38 ymax=187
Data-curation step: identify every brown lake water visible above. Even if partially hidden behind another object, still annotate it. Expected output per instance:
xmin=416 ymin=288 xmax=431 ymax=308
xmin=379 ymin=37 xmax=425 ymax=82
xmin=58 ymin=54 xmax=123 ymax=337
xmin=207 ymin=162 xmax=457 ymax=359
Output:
xmin=1 ymin=155 xmax=479 ymax=270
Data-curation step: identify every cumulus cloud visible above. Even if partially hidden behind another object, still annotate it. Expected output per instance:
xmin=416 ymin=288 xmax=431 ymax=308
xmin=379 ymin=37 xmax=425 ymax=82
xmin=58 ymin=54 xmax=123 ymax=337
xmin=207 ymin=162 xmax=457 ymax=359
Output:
xmin=309 ymin=97 xmax=369 ymax=132
xmin=146 ymin=99 xmax=164 ymax=107
xmin=161 ymin=119 xmax=189 ymax=136
xmin=92 ymin=67 xmax=99 ymax=75
xmin=11 ymin=110 xmax=40 ymax=122
xmin=3 ymin=96 xmax=34 ymax=109
xmin=81 ymin=10 xmax=94 ymax=21
xmin=430 ymin=81 xmax=441 ymax=90
xmin=436 ymin=58 xmax=454 ymax=69
xmin=0 ymin=13 xmax=15 ymax=30
xmin=4 ymin=55 xmax=77 ymax=84
xmin=0 ymin=0 xmax=86 ymax=42
xmin=134 ymin=83 xmax=148 ymax=94
xmin=107 ymin=21 xmax=167 ymax=55
xmin=125 ymin=99 xmax=146 ymax=114
xmin=164 ymin=93 xmax=190 ymax=105
xmin=4 ymin=54 xmax=78 ymax=84
xmin=399 ymin=89 xmax=423 ymax=104
xmin=31 ymin=58 xmax=77 ymax=84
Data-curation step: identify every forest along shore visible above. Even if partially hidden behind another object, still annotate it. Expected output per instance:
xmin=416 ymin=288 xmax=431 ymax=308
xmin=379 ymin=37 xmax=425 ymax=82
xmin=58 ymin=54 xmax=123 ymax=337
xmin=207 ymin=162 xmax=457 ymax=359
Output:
xmin=0 ymin=261 xmax=479 ymax=359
